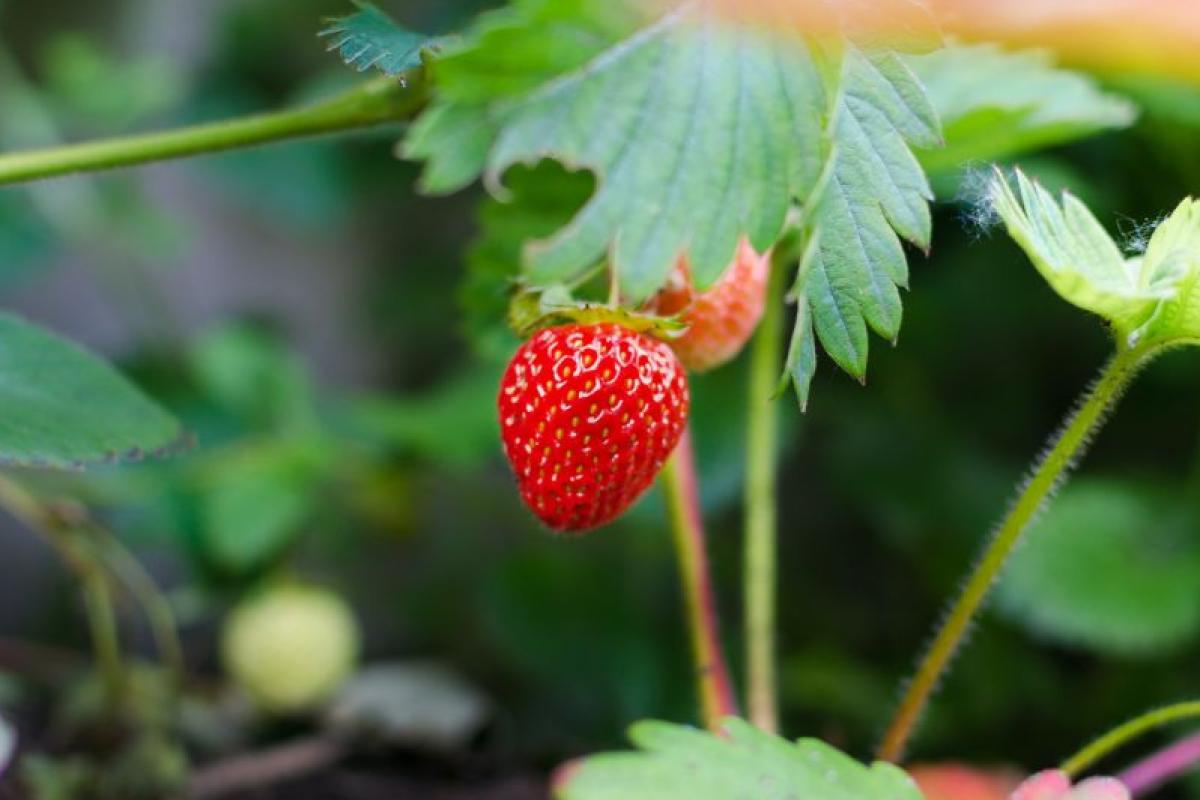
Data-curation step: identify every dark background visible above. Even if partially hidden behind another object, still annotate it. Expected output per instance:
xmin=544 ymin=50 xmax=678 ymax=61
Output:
xmin=1 ymin=0 xmax=1200 ymax=797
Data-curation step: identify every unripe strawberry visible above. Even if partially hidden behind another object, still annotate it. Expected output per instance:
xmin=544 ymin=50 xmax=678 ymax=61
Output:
xmin=498 ymin=322 xmax=689 ymax=532
xmin=221 ymin=584 xmax=359 ymax=714
xmin=909 ymin=763 xmax=1023 ymax=800
xmin=651 ymin=237 xmax=770 ymax=372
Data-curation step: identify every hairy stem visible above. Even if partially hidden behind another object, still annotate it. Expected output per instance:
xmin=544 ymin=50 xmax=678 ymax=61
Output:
xmin=1061 ymin=701 xmax=1200 ymax=778
xmin=0 ymin=75 xmax=425 ymax=186
xmin=662 ymin=429 xmax=739 ymax=730
xmin=1118 ymin=731 xmax=1200 ymax=796
xmin=878 ymin=344 xmax=1151 ymax=762
xmin=744 ymin=253 xmax=787 ymax=733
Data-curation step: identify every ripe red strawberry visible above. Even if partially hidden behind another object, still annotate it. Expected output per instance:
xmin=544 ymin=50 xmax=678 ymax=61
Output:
xmin=651 ymin=237 xmax=770 ymax=372
xmin=498 ymin=322 xmax=689 ymax=532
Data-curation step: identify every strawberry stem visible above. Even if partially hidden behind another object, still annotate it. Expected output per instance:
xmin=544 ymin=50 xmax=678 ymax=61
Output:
xmin=0 ymin=474 xmax=126 ymax=710
xmin=878 ymin=341 xmax=1154 ymax=762
xmin=0 ymin=74 xmax=425 ymax=186
xmin=1118 ymin=730 xmax=1200 ymax=796
xmin=743 ymin=251 xmax=787 ymax=734
xmin=661 ymin=428 xmax=739 ymax=730
xmin=1062 ymin=701 xmax=1200 ymax=779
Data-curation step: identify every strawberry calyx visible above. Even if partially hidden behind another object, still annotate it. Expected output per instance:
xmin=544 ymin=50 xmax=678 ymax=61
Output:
xmin=507 ymin=284 xmax=687 ymax=341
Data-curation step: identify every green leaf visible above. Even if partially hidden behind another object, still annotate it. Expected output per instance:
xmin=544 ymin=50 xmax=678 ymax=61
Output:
xmin=405 ymin=101 xmax=498 ymax=195
xmin=556 ymin=717 xmax=923 ymax=800
xmin=0 ymin=313 xmax=184 ymax=469
xmin=784 ymin=296 xmax=818 ymax=410
xmin=996 ymin=479 xmax=1200 ymax=655
xmin=989 ymin=168 xmax=1200 ymax=343
xmin=197 ymin=440 xmax=324 ymax=572
xmin=409 ymin=0 xmax=828 ymax=302
xmin=1105 ymin=73 xmax=1200 ymax=128
xmin=1134 ymin=196 xmax=1200 ymax=344
xmin=190 ymin=323 xmax=318 ymax=434
xmin=409 ymin=1 xmax=948 ymax=399
xmin=320 ymin=2 xmax=442 ymax=77
xmin=41 ymin=35 xmax=185 ymax=130
xmin=0 ymin=193 xmax=55 ymax=287
xmin=432 ymin=0 xmax=645 ymax=104
xmin=783 ymin=230 xmax=822 ymax=406
xmin=792 ymin=47 xmax=940 ymax=383
xmin=908 ymin=42 xmax=1136 ymax=174
xmin=805 ymin=246 xmax=869 ymax=379
xmin=404 ymin=0 xmax=641 ymax=192
xmin=202 ymin=473 xmax=309 ymax=572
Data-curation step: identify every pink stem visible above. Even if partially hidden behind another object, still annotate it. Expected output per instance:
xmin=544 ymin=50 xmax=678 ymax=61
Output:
xmin=1118 ymin=732 xmax=1200 ymax=797
xmin=663 ymin=428 xmax=739 ymax=729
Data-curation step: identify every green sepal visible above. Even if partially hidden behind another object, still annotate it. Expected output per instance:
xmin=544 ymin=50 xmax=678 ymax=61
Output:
xmin=506 ymin=284 xmax=686 ymax=341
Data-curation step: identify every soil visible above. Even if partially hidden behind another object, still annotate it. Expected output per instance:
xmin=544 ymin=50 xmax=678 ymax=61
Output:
xmin=229 ymin=770 xmax=548 ymax=799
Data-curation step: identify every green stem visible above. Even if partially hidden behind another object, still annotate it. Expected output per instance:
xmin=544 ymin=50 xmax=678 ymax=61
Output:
xmin=744 ymin=252 xmax=787 ymax=733
xmin=0 ymin=475 xmax=125 ymax=707
xmin=661 ymin=428 xmax=739 ymax=731
xmin=94 ymin=528 xmax=185 ymax=686
xmin=80 ymin=565 xmax=124 ymax=705
xmin=1062 ymin=701 xmax=1200 ymax=777
xmin=878 ymin=343 xmax=1152 ymax=762
xmin=0 ymin=75 xmax=425 ymax=186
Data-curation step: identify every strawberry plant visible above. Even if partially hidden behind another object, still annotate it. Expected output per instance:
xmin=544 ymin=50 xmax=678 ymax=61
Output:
xmin=2 ymin=0 xmax=1200 ymax=798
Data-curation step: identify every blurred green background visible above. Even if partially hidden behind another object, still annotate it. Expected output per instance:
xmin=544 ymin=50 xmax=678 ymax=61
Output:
xmin=1 ymin=0 xmax=1200 ymax=797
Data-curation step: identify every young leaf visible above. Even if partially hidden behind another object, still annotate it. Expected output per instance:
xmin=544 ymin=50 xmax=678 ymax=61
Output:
xmin=788 ymin=47 xmax=940 ymax=389
xmin=996 ymin=479 xmax=1200 ymax=655
xmin=320 ymin=2 xmax=442 ymax=78
xmin=989 ymin=168 xmax=1200 ymax=344
xmin=408 ymin=0 xmax=829 ymax=303
xmin=0 ymin=313 xmax=185 ymax=469
xmin=908 ymin=43 xmax=1136 ymax=174
xmin=1134 ymin=196 xmax=1200 ymax=344
xmin=556 ymin=717 xmax=923 ymax=800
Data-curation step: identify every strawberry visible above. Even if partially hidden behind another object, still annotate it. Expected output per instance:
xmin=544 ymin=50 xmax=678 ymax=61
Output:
xmin=498 ymin=322 xmax=689 ymax=532
xmin=909 ymin=763 xmax=1023 ymax=800
xmin=222 ymin=584 xmax=359 ymax=714
xmin=651 ymin=237 xmax=770 ymax=372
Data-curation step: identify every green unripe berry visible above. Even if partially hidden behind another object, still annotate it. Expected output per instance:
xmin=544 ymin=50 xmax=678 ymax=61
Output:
xmin=221 ymin=584 xmax=359 ymax=714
